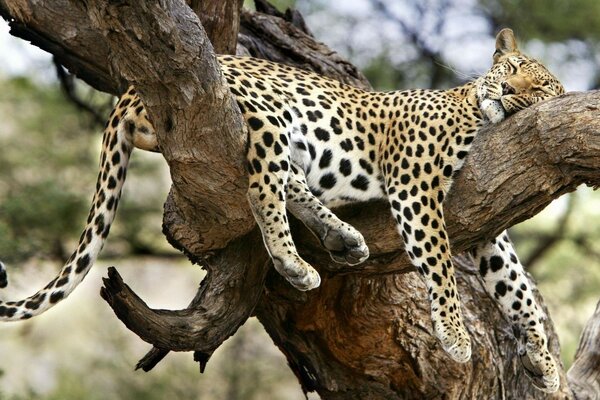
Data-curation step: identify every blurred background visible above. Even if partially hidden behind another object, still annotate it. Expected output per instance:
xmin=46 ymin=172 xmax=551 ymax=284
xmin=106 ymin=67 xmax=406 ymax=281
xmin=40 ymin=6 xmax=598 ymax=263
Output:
xmin=0 ymin=0 xmax=599 ymax=399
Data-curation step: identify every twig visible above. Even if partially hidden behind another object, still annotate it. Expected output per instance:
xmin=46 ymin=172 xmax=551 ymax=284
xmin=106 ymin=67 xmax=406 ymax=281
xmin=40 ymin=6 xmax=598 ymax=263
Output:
xmin=53 ymin=58 xmax=107 ymax=127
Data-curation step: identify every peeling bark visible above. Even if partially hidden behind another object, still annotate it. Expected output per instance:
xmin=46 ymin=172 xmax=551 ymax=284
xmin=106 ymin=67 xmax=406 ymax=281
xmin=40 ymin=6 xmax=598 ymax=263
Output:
xmin=1 ymin=1 xmax=599 ymax=399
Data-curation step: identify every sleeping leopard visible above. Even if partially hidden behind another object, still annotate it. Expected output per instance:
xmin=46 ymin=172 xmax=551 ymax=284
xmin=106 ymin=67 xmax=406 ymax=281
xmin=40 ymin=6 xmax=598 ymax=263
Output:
xmin=0 ymin=28 xmax=564 ymax=392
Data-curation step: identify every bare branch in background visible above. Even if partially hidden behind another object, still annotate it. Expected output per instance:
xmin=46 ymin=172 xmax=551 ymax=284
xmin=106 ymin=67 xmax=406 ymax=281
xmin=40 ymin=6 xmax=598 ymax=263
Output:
xmin=522 ymin=193 xmax=578 ymax=269
xmin=369 ymin=0 xmax=454 ymax=88
xmin=53 ymin=58 xmax=108 ymax=128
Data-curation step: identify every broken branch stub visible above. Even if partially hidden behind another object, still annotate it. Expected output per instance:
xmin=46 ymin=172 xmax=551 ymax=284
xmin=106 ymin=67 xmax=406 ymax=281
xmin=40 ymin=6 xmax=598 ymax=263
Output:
xmin=101 ymin=230 xmax=268 ymax=353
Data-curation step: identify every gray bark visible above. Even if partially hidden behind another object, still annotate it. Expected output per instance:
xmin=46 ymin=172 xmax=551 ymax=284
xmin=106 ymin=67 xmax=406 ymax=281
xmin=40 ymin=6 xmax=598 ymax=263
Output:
xmin=568 ymin=299 xmax=600 ymax=400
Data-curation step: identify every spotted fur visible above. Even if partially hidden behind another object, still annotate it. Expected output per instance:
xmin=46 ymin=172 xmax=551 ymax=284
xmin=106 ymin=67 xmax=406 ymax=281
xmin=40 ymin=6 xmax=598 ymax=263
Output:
xmin=0 ymin=29 xmax=562 ymax=392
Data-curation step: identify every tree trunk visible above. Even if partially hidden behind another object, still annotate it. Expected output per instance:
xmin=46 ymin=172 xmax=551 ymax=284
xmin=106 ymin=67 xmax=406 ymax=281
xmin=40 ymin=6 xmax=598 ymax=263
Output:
xmin=1 ymin=1 xmax=600 ymax=399
xmin=568 ymin=299 xmax=600 ymax=400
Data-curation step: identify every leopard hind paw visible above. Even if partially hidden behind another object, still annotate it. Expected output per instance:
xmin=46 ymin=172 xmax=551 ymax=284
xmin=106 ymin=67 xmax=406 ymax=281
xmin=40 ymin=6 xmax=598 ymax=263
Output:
xmin=519 ymin=335 xmax=560 ymax=393
xmin=322 ymin=224 xmax=369 ymax=266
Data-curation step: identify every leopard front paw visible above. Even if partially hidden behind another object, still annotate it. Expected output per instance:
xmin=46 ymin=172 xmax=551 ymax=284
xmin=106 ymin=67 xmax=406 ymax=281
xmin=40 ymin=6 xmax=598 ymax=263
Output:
xmin=480 ymin=99 xmax=505 ymax=124
xmin=433 ymin=315 xmax=472 ymax=363
xmin=272 ymin=256 xmax=321 ymax=291
xmin=520 ymin=334 xmax=559 ymax=393
xmin=322 ymin=224 xmax=369 ymax=266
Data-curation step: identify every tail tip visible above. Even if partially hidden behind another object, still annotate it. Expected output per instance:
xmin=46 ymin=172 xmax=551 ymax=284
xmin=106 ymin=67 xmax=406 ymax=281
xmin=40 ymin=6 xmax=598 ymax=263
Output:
xmin=0 ymin=260 xmax=7 ymax=288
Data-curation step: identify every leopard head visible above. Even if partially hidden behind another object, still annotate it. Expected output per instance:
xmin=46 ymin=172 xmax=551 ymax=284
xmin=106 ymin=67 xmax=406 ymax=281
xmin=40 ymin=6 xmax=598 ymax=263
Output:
xmin=477 ymin=28 xmax=564 ymax=123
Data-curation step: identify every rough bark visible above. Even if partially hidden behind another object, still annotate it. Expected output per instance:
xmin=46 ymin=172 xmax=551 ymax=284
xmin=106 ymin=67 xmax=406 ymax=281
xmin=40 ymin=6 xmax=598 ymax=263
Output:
xmin=82 ymin=0 xmax=263 ymax=367
xmin=187 ymin=0 xmax=243 ymax=55
xmin=568 ymin=300 xmax=600 ymax=400
xmin=2 ymin=1 xmax=600 ymax=399
xmin=0 ymin=0 xmax=244 ymax=94
xmin=0 ymin=0 xmax=119 ymax=93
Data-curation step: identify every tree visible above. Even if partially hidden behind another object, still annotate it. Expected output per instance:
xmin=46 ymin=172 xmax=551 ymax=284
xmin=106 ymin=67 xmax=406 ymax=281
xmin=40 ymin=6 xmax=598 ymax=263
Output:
xmin=1 ymin=0 xmax=599 ymax=398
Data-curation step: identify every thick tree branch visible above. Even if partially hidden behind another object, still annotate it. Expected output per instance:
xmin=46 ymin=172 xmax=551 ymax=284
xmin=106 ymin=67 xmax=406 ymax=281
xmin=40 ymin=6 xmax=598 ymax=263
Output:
xmin=0 ymin=0 xmax=119 ymax=93
xmin=98 ymin=74 xmax=597 ymax=400
xmin=567 ymin=299 xmax=600 ymax=399
xmin=82 ymin=0 xmax=254 ymax=251
xmin=100 ymin=230 xmax=268 ymax=352
xmin=187 ymin=0 xmax=243 ymax=54
xmin=1 ymin=0 xmax=261 ymax=367
xmin=255 ymin=91 xmax=598 ymax=399
xmin=77 ymin=0 xmax=265 ymax=365
xmin=0 ymin=0 xmax=244 ymax=94
xmin=0 ymin=0 xmax=376 ymax=368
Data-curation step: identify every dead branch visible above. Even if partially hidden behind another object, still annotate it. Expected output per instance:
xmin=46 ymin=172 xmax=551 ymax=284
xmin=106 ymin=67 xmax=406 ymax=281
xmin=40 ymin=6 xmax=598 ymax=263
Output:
xmin=100 ymin=230 xmax=268 ymax=352
xmin=54 ymin=59 xmax=107 ymax=127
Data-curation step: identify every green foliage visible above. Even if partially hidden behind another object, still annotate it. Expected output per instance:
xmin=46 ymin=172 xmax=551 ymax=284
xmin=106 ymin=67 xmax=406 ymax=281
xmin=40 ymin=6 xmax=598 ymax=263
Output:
xmin=244 ymin=0 xmax=296 ymax=12
xmin=0 ymin=77 xmax=97 ymax=264
xmin=480 ymin=0 xmax=600 ymax=41
xmin=268 ymin=0 xmax=296 ymax=11
xmin=0 ymin=182 xmax=85 ymax=262
xmin=363 ymin=54 xmax=459 ymax=91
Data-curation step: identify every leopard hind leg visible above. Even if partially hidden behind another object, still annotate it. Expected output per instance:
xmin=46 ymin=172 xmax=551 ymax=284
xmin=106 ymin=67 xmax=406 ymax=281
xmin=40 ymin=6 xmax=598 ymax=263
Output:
xmin=286 ymin=164 xmax=369 ymax=266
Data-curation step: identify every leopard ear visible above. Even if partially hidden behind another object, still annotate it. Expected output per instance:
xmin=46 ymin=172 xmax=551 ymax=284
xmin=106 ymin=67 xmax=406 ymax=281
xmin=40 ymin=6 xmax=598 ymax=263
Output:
xmin=493 ymin=28 xmax=519 ymax=63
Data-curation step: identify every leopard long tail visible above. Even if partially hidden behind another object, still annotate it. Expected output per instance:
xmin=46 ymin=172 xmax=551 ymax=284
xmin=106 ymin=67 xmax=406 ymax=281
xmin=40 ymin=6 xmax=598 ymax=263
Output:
xmin=0 ymin=94 xmax=138 ymax=321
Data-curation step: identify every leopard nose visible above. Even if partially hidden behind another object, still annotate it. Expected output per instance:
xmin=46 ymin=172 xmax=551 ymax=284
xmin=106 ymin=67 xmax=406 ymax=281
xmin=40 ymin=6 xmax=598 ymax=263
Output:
xmin=502 ymin=81 xmax=515 ymax=95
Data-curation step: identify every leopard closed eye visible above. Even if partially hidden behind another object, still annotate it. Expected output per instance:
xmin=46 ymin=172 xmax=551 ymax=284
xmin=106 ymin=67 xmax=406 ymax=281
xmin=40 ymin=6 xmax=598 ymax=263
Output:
xmin=0 ymin=28 xmax=563 ymax=393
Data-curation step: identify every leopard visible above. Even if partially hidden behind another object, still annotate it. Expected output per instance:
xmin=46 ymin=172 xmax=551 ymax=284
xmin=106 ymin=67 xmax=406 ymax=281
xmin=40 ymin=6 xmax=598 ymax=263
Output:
xmin=0 ymin=28 xmax=563 ymax=392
